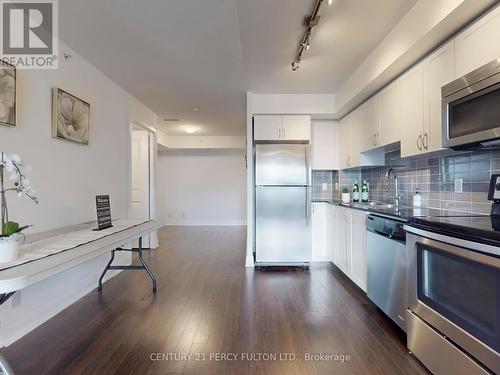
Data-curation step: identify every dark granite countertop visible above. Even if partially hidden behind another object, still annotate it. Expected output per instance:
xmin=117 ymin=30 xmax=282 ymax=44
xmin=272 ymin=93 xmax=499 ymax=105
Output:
xmin=407 ymin=215 xmax=500 ymax=247
xmin=311 ymin=200 xmax=462 ymax=221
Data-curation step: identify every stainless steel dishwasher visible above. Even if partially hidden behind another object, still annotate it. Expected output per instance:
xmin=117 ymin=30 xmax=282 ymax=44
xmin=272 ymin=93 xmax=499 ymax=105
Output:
xmin=366 ymin=214 xmax=407 ymax=332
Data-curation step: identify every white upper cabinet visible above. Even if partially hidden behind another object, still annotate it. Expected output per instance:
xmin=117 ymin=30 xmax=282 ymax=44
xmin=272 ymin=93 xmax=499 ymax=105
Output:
xmin=253 ymin=115 xmax=311 ymax=141
xmin=253 ymin=115 xmax=282 ymax=141
xmin=338 ymin=116 xmax=352 ymax=169
xmin=423 ymin=41 xmax=455 ymax=153
xmin=399 ymin=65 xmax=425 ymax=158
xmin=282 ymin=115 xmax=311 ymax=141
xmin=311 ymin=121 xmax=338 ymax=170
xmin=338 ymin=109 xmax=362 ymax=168
xmin=379 ymin=76 xmax=405 ymax=146
xmin=454 ymin=5 xmax=500 ymax=78
xmin=361 ymin=96 xmax=381 ymax=152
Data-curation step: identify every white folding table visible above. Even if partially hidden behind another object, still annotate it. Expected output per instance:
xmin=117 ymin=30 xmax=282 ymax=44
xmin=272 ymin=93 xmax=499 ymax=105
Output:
xmin=0 ymin=219 xmax=163 ymax=375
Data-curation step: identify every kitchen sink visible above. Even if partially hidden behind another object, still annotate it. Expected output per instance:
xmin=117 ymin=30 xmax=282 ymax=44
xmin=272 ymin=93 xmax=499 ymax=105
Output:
xmin=351 ymin=202 xmax=397 ymax=210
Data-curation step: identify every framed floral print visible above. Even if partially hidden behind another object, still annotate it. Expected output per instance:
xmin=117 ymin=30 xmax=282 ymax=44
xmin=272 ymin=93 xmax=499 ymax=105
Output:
xmin=52 ymin=88 xmax=90 ymax=145
xmin=0 ymin=61 xmax=16 ymax=128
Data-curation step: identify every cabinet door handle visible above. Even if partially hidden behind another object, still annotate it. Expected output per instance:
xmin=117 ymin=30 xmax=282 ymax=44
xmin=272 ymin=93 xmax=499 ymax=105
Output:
xmin=423 ymin=133 xmax=429 ymax=150
xmin=278 ymin=127 xmax=281 ymax=139
xmin=376 ymin=132 xmax=379 ymax=145
xmin=417 ymin=134 xmax=423 ymax=151
xmin=283 ymin=127 xmax=286 ymax=139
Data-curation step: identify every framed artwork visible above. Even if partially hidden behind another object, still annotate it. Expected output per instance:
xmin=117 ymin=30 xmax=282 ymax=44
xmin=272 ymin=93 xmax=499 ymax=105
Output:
xmin=52 ymin=88 xmax=90 ymax=145
xmin=0 ymin=61 xmax=16 ymax=128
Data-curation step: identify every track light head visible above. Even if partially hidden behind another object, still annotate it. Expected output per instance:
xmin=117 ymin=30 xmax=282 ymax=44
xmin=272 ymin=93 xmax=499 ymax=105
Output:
xmin=291 ymin=61 xmax=300 ymax=72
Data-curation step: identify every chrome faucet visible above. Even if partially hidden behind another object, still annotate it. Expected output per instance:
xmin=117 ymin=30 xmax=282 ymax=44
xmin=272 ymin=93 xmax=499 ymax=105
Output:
xmin=385 ymin=168 xmax=400 ymax=206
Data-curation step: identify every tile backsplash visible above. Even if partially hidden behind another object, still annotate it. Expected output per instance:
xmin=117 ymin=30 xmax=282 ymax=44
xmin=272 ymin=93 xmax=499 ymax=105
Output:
xmin=335 ymin=147 xmax=499 ymax=214
xmin=312 ymin=170 xmax=338 ymax=201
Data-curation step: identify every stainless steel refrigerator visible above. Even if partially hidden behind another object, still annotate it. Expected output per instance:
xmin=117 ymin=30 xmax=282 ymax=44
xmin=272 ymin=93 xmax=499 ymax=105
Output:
xmin=254 ymin=144 xmax=312 ymax=265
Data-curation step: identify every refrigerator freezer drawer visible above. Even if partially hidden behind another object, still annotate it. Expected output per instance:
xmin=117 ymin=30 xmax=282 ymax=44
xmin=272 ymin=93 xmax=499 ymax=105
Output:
xmin=255 ymin=186 xmax=311 ymax=263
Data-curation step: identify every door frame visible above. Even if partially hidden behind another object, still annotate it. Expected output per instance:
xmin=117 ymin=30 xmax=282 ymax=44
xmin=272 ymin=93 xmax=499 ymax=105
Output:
xmin=129 ymin=121 xmax=158 ymax=248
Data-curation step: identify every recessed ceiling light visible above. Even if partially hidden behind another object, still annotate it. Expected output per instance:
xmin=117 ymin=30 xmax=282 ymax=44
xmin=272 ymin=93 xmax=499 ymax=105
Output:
xmin=184 ymin=127 xmax=197 ymax=134
xmin=163 ymin=118 xmax=180 ymax=122
xmin=328 ymin=0 xmax=334 ymax=5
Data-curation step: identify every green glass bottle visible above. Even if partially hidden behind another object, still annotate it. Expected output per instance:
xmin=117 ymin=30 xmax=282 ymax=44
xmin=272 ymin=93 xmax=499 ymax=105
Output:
xmin=352 ymin=180 xmax=360 ymax=202
xmin=361 ymin=180 xmax=369 ymax=202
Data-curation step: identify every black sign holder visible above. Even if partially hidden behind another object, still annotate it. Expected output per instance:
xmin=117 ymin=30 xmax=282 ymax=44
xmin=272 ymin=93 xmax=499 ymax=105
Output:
xmin=94 ymin=195 xmax=113 ymax=231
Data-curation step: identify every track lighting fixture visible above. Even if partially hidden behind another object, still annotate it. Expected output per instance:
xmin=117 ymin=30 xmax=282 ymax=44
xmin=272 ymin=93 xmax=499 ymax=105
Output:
xmin=291 ymin=0 xmax=333 ymax=72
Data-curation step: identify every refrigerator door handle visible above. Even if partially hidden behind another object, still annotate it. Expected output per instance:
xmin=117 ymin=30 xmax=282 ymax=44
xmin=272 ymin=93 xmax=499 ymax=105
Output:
xmin=306 ymin=187 xmax=311 ymax=224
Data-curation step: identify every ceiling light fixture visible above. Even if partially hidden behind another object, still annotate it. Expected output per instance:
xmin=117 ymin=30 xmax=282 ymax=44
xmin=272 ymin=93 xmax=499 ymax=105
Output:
xmin=163 ymin=118 xmax=180 ymax=122
xmin=184 ymin=127 xmax=197 ymax=134
xmin=291 ymin=0 xmax=332 ymax=72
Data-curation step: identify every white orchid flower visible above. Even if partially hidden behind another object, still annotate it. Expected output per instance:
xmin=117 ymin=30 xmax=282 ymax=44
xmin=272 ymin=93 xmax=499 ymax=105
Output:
xmin=8 ymin=154 xmax=21 ymax=164
xmin=5 ymin=159 xmax=14 ymax=172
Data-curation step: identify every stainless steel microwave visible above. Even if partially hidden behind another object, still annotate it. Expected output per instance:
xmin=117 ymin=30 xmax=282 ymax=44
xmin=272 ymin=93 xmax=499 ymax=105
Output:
xmin=442 ymin=58 xmax=500 ymax=149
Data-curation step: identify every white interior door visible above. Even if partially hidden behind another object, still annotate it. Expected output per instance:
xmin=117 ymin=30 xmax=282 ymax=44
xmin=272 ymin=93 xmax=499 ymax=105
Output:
xmin=131 ymin=127 xmax=151 ymax=247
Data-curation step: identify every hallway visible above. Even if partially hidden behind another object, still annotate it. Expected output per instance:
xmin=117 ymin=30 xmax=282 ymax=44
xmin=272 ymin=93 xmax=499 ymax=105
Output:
xmin=4 ymin=226 xmax=426 ymax=374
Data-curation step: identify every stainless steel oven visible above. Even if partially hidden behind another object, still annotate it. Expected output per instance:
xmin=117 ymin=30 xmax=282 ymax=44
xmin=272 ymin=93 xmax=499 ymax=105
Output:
xmin=405 ymin=226 xmax=500 ymax=375
xmin=442 ymin=58 xmax=500 ymax=149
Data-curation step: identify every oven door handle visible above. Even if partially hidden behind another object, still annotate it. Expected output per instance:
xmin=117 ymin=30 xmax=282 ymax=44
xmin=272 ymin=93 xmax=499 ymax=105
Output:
xmin=415 ymin=236 xmax=500 ymax=269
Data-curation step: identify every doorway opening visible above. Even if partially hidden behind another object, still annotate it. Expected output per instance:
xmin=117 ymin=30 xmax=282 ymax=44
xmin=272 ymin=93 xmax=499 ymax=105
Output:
xmin=130 ymin=122 xmax=156 ymax=248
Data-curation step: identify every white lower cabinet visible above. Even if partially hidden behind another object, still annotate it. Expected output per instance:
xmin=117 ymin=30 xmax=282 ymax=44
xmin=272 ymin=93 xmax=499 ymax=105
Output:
xmin=312 ymin=203 xmax=339 ymax=263
xmin=350 ymin=209 xmax=367 ymax=291
xmin=312 ymin=203 xmax=329 ymax=261
xmin=333 ymin=206 xmax=367 ymax=292
xmin=336 ymin=206 xmax=351 ymax=275
xmin=327 ymin=204 xmax=338 ymax=264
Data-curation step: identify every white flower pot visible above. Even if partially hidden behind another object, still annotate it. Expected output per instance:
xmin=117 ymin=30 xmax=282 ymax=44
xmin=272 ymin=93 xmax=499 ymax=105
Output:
xmin=341 ymin=193 xmax=351 ymax=204
xmin=0 ymin=237 xmax=19 ymax=263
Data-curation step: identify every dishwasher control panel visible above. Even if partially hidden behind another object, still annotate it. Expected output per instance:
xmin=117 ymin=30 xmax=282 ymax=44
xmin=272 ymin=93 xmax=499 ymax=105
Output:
xmin=367 ymin=214 xmax=406 ymax=242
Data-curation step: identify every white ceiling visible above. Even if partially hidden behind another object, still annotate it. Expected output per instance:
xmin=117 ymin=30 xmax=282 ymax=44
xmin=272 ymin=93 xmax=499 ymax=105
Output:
xmin=59 ymin=0 xmax=417 ymax=136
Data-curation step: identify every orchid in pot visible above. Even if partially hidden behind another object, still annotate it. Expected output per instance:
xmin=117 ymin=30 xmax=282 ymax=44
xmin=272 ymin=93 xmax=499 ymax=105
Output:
xmin=0 ymin=152 xmax=38 ymax=263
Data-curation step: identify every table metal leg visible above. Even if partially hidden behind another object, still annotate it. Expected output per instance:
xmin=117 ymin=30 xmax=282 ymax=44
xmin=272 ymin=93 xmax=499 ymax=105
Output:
xmin=98 ymin=249 xmax=116 ymax=291
xmin=98 ymin=237 xmax=157 ymax=293
xmin=138 ymin=237 xmax=157 ymax=292
xmin=0 ymin=350 xmax=14 ymax=375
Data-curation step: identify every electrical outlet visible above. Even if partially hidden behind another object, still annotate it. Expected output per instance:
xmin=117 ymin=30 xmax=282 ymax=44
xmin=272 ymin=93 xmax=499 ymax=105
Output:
xmin=322 ymin=183 xmax=328 ymax=191
xmin=454 ymin=178 xmax=463 ymax=193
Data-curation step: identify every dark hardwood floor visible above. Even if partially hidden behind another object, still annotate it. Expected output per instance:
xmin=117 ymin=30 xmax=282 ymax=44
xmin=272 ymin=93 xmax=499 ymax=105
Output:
xmin=4 ymin=226 xmax=428 ymax=375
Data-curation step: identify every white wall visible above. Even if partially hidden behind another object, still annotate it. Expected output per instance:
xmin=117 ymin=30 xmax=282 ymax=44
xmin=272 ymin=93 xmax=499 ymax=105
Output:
xmin=157 ymin=149 xmax=246 ymax=225
xmin=0 ymin=40 xmax=158 ymax=346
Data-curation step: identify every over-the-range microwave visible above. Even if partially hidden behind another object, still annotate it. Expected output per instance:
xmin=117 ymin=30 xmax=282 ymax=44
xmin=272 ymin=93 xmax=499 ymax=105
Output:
xmin=442 ymin=58 xmax=500 ymax=150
